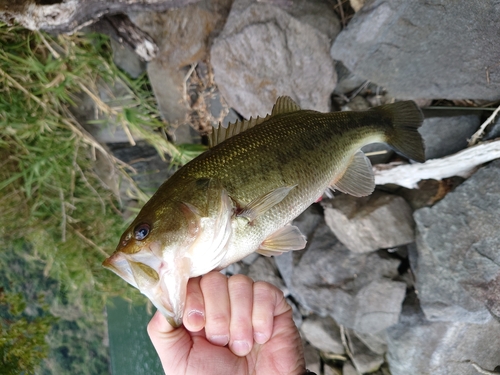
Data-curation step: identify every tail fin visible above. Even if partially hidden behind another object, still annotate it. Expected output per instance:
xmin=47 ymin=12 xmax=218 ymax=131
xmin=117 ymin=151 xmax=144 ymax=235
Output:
xmin=374 ymin=101 xmax=425 ymax=162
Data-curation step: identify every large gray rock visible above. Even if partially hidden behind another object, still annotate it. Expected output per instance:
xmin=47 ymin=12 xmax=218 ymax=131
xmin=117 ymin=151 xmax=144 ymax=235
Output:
xmin=275 ymin=213 xmax=406 ymax=334
xmin=386 ymin=293 xmax=500 ymax=375
xmin=211 ymin=0 xmax=338 ymax=118
xmin=323 ymin=192 xmax=415 ymax=253
xmin=419 ymin=115 xmax=481 ymax=160
xmin=413 ymin=160 xmax=500 ymax=323
xmin=331 ymin=0 xmax=500 ymax=101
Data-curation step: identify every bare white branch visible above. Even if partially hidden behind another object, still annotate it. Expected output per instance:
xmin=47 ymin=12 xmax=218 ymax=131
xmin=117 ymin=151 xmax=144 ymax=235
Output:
xmin=374 ymin=139 xmax=500 ymax=189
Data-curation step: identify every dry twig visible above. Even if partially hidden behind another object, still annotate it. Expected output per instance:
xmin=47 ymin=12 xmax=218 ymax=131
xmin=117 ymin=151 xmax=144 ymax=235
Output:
xmin=468 ymin=103 xmax=500 ymax=146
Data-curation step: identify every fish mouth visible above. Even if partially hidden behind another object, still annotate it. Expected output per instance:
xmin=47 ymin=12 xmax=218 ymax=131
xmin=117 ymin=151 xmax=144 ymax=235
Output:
xmin=103 ymin=248 xmax=191 ymax=327
xmin=103 ymin=253 xmax=139 ymax=289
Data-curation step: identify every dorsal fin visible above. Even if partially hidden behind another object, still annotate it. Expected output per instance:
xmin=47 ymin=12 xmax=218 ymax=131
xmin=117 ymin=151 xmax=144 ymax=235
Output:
xmin=208 ymin=96 xmax=301 ymax=148
xmin=208 ymin=114 xmax=271 ymax=148
xmin=271 ymin=96 xmax=301 ymax=115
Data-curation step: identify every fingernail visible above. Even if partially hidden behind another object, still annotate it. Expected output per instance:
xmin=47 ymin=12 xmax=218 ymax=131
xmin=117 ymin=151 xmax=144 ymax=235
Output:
xmin=254 ymin=332 xmax=268 ymax=344
xmin=187 ymin=310 xmax=204 ymax=330
xmin=231 ymin=340 xmax=251 ymax=356
xmin=209 ymin=334 xmax=229 ymax=346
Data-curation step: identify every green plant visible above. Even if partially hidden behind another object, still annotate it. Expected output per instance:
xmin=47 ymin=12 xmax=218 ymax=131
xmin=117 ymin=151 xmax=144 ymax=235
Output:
xmin=0 ymin=289 xmax=55 ymax=375
xmin=0 ymin=22 xmax=202 ymax=374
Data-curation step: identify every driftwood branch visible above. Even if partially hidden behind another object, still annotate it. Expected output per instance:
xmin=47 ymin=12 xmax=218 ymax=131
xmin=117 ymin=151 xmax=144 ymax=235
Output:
xmin=0 ymin=0 xmax=199 ymax=33
xmin=374 ymin=139 xmax=500 ymax=189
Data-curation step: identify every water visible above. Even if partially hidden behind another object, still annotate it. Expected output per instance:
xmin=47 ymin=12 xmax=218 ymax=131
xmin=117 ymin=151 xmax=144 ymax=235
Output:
xmin=106 ymin=297 xmax=163 ymax=375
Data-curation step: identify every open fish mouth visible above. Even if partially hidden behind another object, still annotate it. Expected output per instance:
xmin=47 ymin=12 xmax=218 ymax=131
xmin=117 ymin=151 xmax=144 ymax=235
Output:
xmin=103 ymin=248 xmax=189 ymax=327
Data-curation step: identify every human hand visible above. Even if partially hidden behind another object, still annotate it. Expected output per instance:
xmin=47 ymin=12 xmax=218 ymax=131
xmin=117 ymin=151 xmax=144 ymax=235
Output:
xmin=147 ymin=271 xmax=306 ymax=375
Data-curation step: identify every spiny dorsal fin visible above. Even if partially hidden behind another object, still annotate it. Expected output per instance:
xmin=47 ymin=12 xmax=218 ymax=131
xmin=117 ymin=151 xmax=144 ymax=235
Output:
xmin=331 ymin=151 xmax=375 ymax=197
xmin=208 ymin=96 xmax=301 ymax=148
xmin=208 ymin=114 xmax=271 ymax=148
xmin=271 ymin=96 xmax=301 ymax=116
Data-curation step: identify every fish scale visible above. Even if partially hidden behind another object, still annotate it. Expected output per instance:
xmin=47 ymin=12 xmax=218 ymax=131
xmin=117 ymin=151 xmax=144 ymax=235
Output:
xmin=103 ymin=96 xmax=425 ymax=326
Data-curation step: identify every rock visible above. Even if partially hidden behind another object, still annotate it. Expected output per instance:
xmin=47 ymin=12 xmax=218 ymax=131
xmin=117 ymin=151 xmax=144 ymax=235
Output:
xmin=303 ymin=340 xmax=322 ymax=375
xmin=206 ymin=91 xmax=240 ymax=128
xmin=300 ymin=315 xmax=345 ymax=354
xmin=241 ymin=252 xmax=259 ymax=266
xmin=360 ymin=143 xmax=394 ymax=165
xmin=247 ymin=256 xmax=288 ymax=295
xmin=346 ymin=328 xmax=384 ymax=373
xmin=398 ymin=178 xmax=465 ymax=211
xmin=130 ymin=0 xmax=232 ymax=141
xmin=324 ymin=365 xmax=342 ymax=375
xmin=210 ymin=0 xmax=338 ymax=118
xmin=107 ymin=141 xmax=175 ymax=195
xmin=0 ymin=0 xmax=198 ymax=33
xmin=276 ymin=216 xmax=406 ymax=334
xmin=220 ymin=261 xmax=242 ymax=276
xmin=485 ymin=117 xmax=500 ymax=141
xmin=386 ymin=292 xmax=500 ymax=375
xmin=110 ymin=38 xmax=146 ymax=79
xmin=331 ymin=0 xmax=500 ymax=101
xmin=333 ymin=61 xmax=367 ymax=96
xmin=89 ymin=14 xmax=158 ymax=62
xmin=322 ymin=192 xmax=415 ymax=253
xmin=288 ymin=297 xmax=304 ymax=328
xmin=274 ymin=204 xmax=324 ymax=292
xmin=413 ymin=160 xmax=500 ymax=323
xmin=73 ymin=79 xmax=141 ymax=144
xmin=349 ymin=279 xmax=407 ymax=334
xmin=342 ymin=362 xmax=358 ymax=375
xmin=353 ymin=330 xmax=387 ymax=356
xmin=419 ymin=115 xmax=481 ymax=160
xmin=340 ymin=96 xmax=370 ymax=111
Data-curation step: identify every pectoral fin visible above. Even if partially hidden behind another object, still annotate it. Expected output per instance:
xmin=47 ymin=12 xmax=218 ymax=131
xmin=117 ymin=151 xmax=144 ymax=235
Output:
xmin=331 ymin=151 xmax=375 ymax=197
xmin=257 ymin=224 xmax=307 ymax=256
xmin=237 ymin=185 xmax=296 ymax=222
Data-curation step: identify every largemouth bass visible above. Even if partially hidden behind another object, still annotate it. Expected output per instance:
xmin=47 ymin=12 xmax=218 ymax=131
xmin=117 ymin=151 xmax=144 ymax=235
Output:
xmin=103 ymin=96 xmax=424 ymax=326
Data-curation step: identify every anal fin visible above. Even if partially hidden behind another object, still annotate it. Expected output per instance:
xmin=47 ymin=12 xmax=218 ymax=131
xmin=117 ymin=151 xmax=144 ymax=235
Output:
xmin=257 ymin=225 xmax=307 ymax=256
xmin=331 ymin=151 xmax=375 ymax=197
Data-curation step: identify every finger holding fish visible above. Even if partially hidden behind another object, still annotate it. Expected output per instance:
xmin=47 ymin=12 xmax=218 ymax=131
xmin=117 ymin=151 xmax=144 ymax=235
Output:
xmin=182 ymin=272 xmax=278 ymax=355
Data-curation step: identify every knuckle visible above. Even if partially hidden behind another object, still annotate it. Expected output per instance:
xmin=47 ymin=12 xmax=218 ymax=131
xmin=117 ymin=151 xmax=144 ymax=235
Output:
xmin=228 ymin=274 xmax=253 ymax=287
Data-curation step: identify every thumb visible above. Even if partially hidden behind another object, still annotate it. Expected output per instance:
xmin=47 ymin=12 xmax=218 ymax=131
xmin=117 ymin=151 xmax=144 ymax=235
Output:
xmin=147 ymin=310 xmax=191 ymax=373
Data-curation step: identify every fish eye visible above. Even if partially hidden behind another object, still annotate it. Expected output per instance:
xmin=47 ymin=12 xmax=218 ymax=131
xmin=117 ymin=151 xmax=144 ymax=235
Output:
xmin=134 ymin=223 xmax=150 ymax=241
